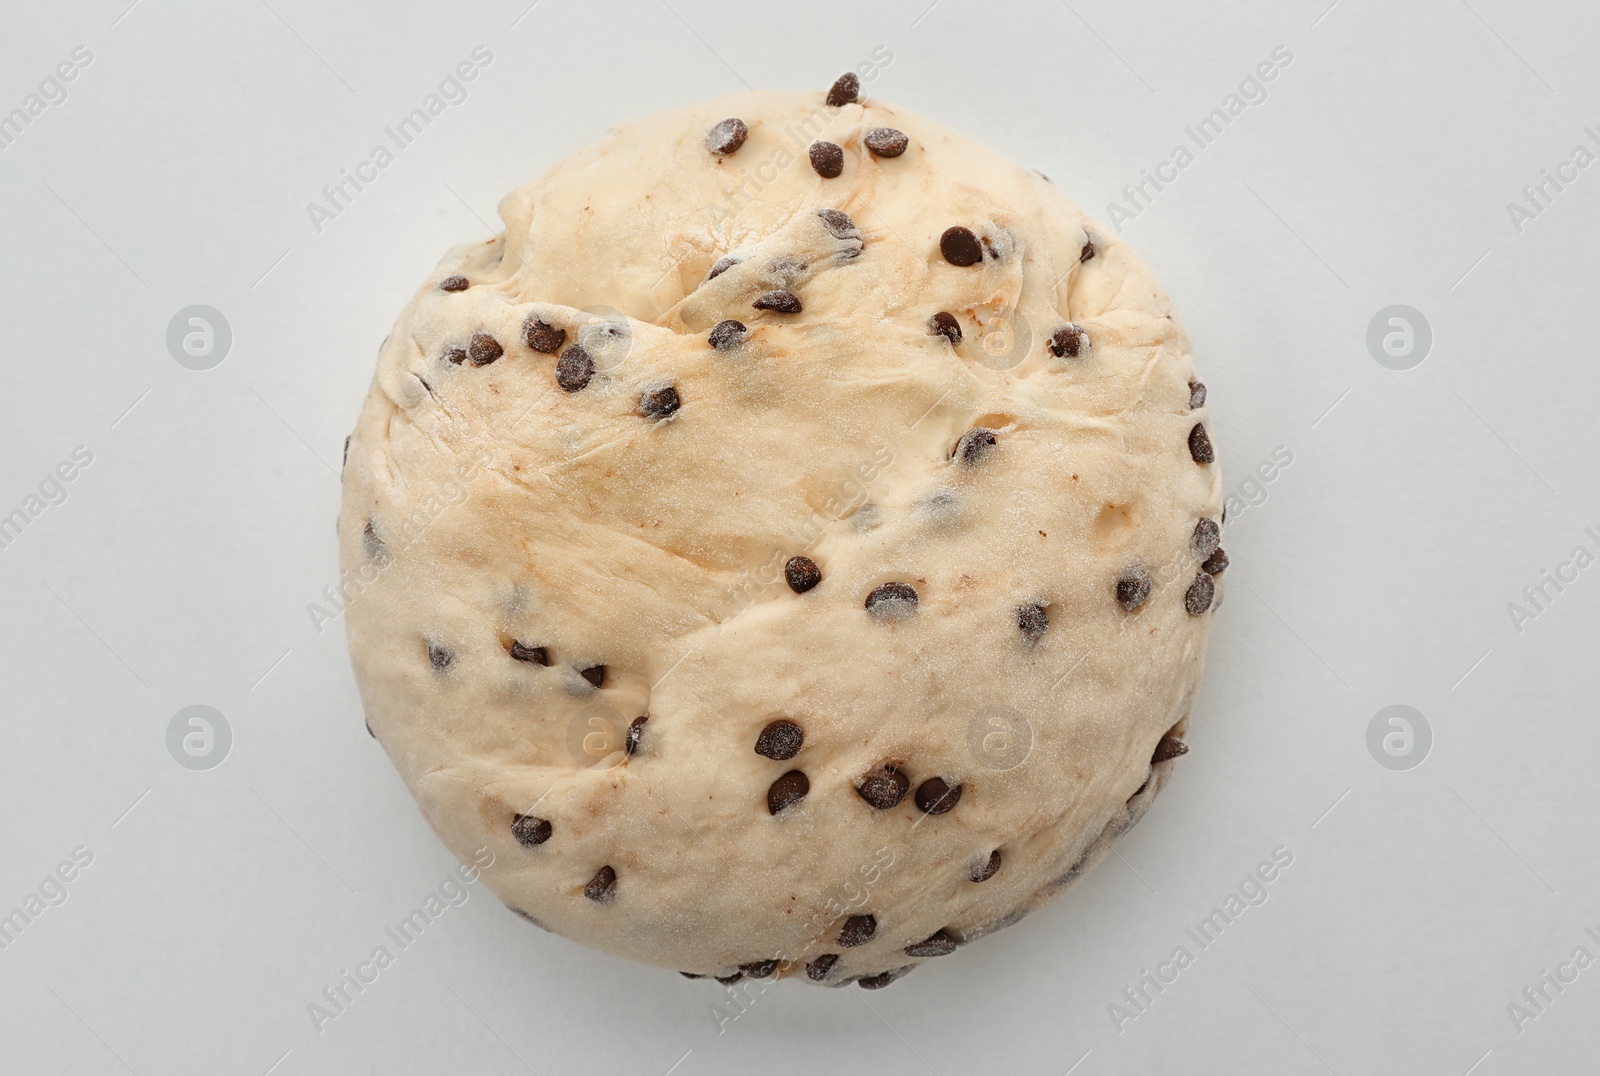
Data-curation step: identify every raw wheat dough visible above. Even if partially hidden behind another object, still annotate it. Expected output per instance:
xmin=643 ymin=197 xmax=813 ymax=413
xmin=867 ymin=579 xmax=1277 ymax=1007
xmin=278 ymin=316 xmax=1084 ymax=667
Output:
xmin=339 ymin=79 xmax=1223 ymax=987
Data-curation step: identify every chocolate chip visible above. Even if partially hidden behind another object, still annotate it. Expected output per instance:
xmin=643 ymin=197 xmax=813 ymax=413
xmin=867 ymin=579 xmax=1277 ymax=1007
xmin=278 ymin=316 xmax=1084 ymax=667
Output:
xmin=439 ymin=275 xmax=470 ymax=292
xmin=1202 ymin=548 xmax=1229 ymax=576
xmin=915 ymin=777 xmax=961 ymax=814
xmin=638 ymin=385 xmax=680 ymax=420
xmin=468 ymin=332 xmax=503 ymax=366
xmin=767 ymin=770 xmax=810 ymax=814
xmin=929 ymin=311 xmax=961 ymax=345
xmin=1188 ymin=380 xmax=1206 ymax=409
xmin=715 ymin=972 xmax=743 ymax=984
xmin=680 ymin=972 xmax=705 ymax=979
xmin=1192 ymin=518 xmax=1220 ymax=557
xmin=1081 ymin=239 xmax=1096 ymax=262
xmin=809 ymin=140 xmax=845 ymax=178
xmin=818 ymin=208 xmax=858 ymax=238
xmin=806 ymin=954 xmax=839 ymax=980
xmin=838 ymin=914 xmax=876 ymax=947
xmin=753 ymin=290 xmax=802 ymax=313
xmin=343 ymin=435 xmax=351 ymax=470
xmin=580 ymin=665 xmax=606 ymax=688
xmin=904 ymin=930 xmax=958 ymax=958
xmin=1185 ymin=573 xmax=1215 ymax=616
xmin=865 ymin=582 xmax=918 ymax=617
xmin=584 ymin=866 xmax=617 ymax=903
xmin=708 ymin=319 xmax=748 ymax=350
xmin=970 ymin=850 xmax=1002 ymax=883
xmin=362 ymin=520 xmax=384 ymax=559
xmin=523 ymin=316 xmax=567 ymax=354
xmin=1049 ymin=323 xmax=1087 ymax=358
xmin=556 ymin=345 xmax=595 ymax=391
xmin=940 ymin=226 xmax=983 ymax=267
xmin=509 ymin=641 xmax=548 ymax=666
xmin=1017 ymin=603 xmax=1048 ymax=641
xmin=785 ymin=556 xmax=821 ymax=593
xmin=826 ymin=72 xmax=860 ymax=106
xmin=953 ymin=427 xmax=997 ymax=465
xmin=1152 ymin=732 xmax=1189 ymax=764
xmin=365 ymin=718 xmax=375 ymax=738
xmin=707 ymin=117 xmax=748 ymax=154
xmin=444 ymin=346 xmax=467 ymax=365
xmin=739 ymin=959 xmax=779 ymax=979
xmin=755 ymin=719 xmax=804 ymax=760
xmin=1188 ymin=423 xmax=1214 ymax=464
xmin=626 ymin=716 xmax=647 ymax=755
xmin=427 ymin=642 xmax=452 ymax=670
xmin=708 ymin=255 xmax=741 ymax=280
xmin=864 ymin=127 xmax=908 ymax=157
xmin=1116 ymin=567 xmax=1153 ymax=612
xmin=857 ymin=970 xmax=899 ymax=989
xmin=856 ymin=765 xmax=909 ymax=809
xmin=510 ymin=814 xmax=552 ymax=847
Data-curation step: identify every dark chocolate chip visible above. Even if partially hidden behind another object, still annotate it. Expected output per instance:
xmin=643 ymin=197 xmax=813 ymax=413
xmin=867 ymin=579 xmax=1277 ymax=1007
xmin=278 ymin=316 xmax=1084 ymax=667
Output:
xmin=1192 ymin=518 xmax=1220 ymax=557
xmin=785 ymin=556 xmax=821 ymax=593
xmin=715 ymin=972 xmax=743 ymax=985
xmin=509 ymin=641 xmax=548 ymax=666
xmin=708 ymin=319 xmax=748 ymax=349
xmin=427 ymin=642 xmax=452 ymax=670
xmin=970 ymin=850 xmax=1002 ymax=883
xmin=444 ymin=346 xmax=468 ymax=365
xmin=865 ymin=582 xmax=918 ymax=616
xmin=739 ymin=959 xmax=779 ymax=979
xmin=904 ymin=930 xmax=958 ymax=958
xmin=680 ymin=972 xmax=705 ymax=979
xmin=1188 ymin=380 xmax=1207 ymax=409
xmin=708 ymin=255 xmax=741 ymax=280
xmin=818 ymin=208 xmax=858 ymax=238
xmin=510 ymin=814 xmax=552 ymax=847
xmin=626 ymin=716 xmax=648 ymax=755
xmin=523 ymin=316 xmax=567 ymax=354
xmin=857 ymin=970 xmax=899 ymax=989
xmin=838 ymin=914 xmax=876 ymax=948
xmin=1185 ymin=573 xmax=1215 ymax=616
xmin=362 ymin=520 xmax=384 ymax=559
xmin=580 ymin=664 xmax=606 ymax=688
xmin=809 ymin=141 xmax=844 ymax=178
xmin=707 ymin=117 xmax=748 ymax=155
xmin=1152 ymin=732 xmax=1189 ymax=764
xmin=1017 ymin=603 xmax=1049 ymax=641
xmin=915 ymin=777 xmax=961 ymax=814
xmin=856 ymin=765 xmax=909 ymax=809
xmin=439 ymin=275 xmax=470 ymax=292
xmin=929 ymin=311 xmax=962 ymax=345
xmin=638 ymin=385 xmax=681 ymax=420
xmin=767 ymin=770 xmax=810 ymax=814
xmin=1202 ymin=548 xmax=1229 ymax=576
xmin=343 ymin=435 xmax=351 ymax=470
xmin=1049 ymin=323 xmax=1087 ymax=358
xmin=806 ymin=954 xmax=839 ymax=981
xmin=755 ymin=719 xmax=804 ymax=760
xmin=953 ymin=427 xmax=997 ymax=465
xmin=753 ymin=290 xmax=803 ymax=314
xmin=556 ymin=345 xmax=595 ymax=391
xmin=826 ymin=72 xmax=860 ymax=106
xmin=1116 ymin=567 xmax=1153 ymax=612
xmin=584 ymin=865 xmax=617 ymax=903
xmin=1080 ymin=239 xmax=1096 ymax=263
xmin=864 ymin=127 xmax=908 ymax=158
xmin=939 ymin=226 xmax=983 ymax=267
xmin=1188 ymin=423 xmax=1214 ymax=464
xmin=468 ymin=332 xmax=503 ymax=366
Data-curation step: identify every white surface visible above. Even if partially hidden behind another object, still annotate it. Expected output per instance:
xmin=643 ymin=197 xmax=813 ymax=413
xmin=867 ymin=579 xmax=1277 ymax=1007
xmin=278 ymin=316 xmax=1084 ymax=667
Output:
xmin=2 ymin=1 xmax=1597 ymax=1073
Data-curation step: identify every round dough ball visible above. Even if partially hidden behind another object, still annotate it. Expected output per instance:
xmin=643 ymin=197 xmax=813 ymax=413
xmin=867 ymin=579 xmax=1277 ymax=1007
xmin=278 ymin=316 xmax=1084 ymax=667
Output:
xmin=339 ymin=79 xmax=1222 ymax=988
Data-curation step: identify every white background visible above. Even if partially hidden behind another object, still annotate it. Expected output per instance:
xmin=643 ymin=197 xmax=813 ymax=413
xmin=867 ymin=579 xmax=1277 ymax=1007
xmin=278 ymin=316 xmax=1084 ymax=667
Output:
xmin=2 ymin=1 xmax=1598 ymax=1073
